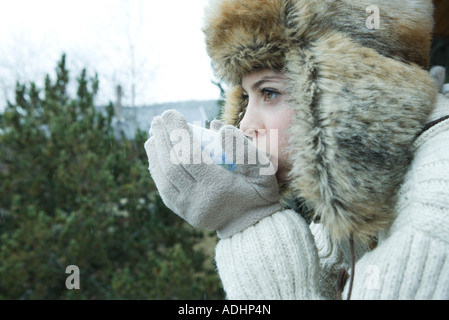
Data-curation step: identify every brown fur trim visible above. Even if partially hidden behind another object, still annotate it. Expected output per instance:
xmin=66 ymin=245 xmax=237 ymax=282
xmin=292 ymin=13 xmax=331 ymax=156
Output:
xmin=203 ymin=0 xmax=290 ymax=85
xmin=310 ymin=0 xmax=434 ymax=69
xmin=203 ymin=0 xmax=434 ymax=85
xmin=221 ymin=85 xmax=247 ymax=125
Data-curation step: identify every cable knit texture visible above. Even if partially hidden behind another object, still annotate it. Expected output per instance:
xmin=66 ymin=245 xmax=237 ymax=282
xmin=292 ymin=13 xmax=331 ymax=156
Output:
xmin=215 ymin=96 xmax=449 ymax=300
xmin=215 ymin=210 xmax=322 ymax=300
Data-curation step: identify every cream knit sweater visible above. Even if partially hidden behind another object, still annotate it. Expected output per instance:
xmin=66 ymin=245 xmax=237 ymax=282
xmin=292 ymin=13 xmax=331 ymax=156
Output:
xmin=215 ymin=94 xmax=449 ymax=300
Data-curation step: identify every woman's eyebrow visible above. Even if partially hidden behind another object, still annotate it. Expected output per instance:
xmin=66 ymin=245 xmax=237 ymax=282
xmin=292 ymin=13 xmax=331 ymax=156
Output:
xmin=243 ymin=76 xmax=286 ymax=92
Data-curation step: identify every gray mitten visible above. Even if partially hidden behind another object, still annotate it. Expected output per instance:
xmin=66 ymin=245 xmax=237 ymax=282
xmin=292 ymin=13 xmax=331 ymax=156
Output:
xmin=144 ymin=110 xmax=282 ymax=238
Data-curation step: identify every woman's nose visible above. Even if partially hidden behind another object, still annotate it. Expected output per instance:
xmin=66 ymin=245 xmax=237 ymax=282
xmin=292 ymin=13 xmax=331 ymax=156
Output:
xmin=240 ymin=102 xmax=264 ymax=137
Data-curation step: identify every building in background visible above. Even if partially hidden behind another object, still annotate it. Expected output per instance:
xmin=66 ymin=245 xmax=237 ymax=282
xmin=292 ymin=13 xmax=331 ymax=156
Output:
xmin=99 ymin=98 xmax=221 ymax=140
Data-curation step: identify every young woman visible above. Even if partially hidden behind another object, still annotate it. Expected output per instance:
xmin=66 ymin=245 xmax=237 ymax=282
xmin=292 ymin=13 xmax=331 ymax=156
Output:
xmin=146 ymin=0 xmax=449 ymax=299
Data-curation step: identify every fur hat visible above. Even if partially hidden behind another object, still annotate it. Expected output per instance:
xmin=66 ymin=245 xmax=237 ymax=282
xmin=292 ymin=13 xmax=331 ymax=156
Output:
xmin=203 ymin=0 xmax=438 ymax=242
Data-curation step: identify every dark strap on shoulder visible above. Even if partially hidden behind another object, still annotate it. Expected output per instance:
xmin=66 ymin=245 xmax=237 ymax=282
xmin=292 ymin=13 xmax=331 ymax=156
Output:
xmin=414 ymin=115 xmax=449 ymax=141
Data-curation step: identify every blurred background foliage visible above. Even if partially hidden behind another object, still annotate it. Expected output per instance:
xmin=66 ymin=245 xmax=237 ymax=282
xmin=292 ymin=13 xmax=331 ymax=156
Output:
xmin=0 ymin=55 xmax=225 ymax=300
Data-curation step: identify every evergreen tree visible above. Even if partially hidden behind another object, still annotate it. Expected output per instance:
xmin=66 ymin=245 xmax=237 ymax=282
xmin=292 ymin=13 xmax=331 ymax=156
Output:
xmin=0 ymin=54 xmax=224 ymax=300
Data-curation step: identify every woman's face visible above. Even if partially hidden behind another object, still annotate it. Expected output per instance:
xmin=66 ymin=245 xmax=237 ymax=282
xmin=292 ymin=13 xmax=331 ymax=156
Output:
xmin=240 ymin=69 xmax=294 ymax=183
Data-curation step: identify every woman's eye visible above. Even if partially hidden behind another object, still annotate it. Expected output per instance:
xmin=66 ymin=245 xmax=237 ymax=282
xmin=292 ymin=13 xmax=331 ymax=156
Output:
xmin=261 ymin=89 xmax=279 ymax=101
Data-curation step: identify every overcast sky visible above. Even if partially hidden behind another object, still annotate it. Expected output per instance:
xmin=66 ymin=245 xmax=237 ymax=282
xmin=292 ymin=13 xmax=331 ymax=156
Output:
xmin=0 ymin=0 xmax=221 ymax=111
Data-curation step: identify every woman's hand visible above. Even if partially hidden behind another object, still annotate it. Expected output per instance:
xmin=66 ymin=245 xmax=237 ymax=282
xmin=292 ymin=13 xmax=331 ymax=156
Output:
xmin=144 ymin=110 xmax=282 ymax=238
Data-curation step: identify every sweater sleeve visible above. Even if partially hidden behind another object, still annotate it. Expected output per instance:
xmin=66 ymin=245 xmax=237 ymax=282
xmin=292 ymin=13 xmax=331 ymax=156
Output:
xmin=214 ymin=210 xmax=371 ymax=300
xmin=215 ymin=210 xmax=324 ymax=300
